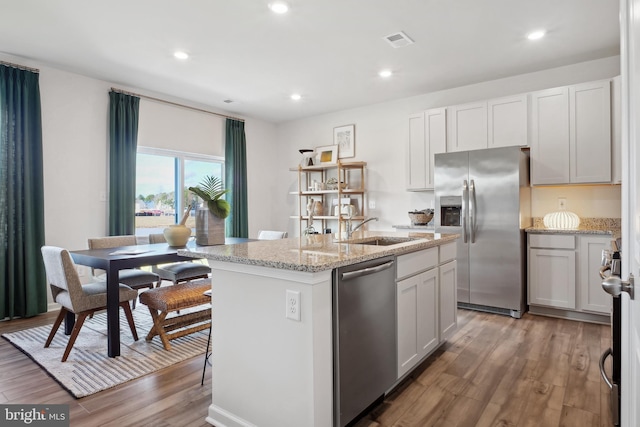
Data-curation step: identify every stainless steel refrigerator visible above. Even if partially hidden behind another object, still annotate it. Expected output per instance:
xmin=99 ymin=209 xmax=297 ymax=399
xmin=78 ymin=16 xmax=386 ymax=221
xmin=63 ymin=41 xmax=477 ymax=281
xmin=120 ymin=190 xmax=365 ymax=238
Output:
xmin=434 ymin=146 xmax=531 ymax=318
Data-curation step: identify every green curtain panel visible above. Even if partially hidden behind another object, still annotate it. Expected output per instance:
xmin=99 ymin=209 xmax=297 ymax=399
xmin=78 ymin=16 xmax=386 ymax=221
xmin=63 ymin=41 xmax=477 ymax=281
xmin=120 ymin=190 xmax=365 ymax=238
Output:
xmin=108 ymin=92 xmax=140 ymax=235
xmin=225 ymin=119 xmax=248 ymax=238
xmin=0 ymin=65 xmax=47 ymax=319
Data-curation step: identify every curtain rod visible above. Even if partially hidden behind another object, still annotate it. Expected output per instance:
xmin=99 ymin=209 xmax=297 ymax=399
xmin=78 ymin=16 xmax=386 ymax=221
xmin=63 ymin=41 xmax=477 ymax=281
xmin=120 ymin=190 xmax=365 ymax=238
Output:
xmin=110 ymin=88 xmax=244 ymax=122
xmin=0 ymin=60 xmax=39 ymax=73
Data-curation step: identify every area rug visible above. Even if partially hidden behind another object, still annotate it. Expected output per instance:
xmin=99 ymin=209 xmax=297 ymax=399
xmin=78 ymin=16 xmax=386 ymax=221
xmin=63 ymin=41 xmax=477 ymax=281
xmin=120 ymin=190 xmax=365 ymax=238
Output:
xmin=1 ymin=307 xmax=210 ymax=398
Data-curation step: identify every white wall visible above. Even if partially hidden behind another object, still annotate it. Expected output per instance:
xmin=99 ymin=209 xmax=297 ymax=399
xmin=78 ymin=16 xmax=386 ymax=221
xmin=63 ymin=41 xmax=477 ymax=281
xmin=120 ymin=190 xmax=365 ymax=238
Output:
xmin=273 ymin=56 xmax=623 ymax=236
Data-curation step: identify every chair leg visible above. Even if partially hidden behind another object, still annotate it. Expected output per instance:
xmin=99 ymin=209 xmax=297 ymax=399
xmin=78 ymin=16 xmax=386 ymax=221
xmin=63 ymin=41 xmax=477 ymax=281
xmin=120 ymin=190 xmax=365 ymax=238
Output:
xmin=45 ymin=308 xmax=67 ymax=348
xmin=61 ymin=312 xmax=89 ymax=362
xmin=120 ymin=301 xmax=139 ymax=341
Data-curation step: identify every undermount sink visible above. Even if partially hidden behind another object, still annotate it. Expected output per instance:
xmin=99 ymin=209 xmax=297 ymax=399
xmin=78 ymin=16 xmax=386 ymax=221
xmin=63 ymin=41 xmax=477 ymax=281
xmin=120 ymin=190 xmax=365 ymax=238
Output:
xmin=343 ymin=236 xmax=420 ymax=246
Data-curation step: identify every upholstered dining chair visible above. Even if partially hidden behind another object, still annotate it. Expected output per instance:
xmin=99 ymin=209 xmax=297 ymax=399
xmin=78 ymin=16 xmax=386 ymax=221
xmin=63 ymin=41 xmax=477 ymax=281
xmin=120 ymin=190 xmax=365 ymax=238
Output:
xmin=41 ymin=246 xmax=139 ymax=362
xmin=148 ymin=233 xmax=211 ymax=286
xmin=87 ymin=235 xmax=159 ymax=308
xmin=257 ymin=230 xmax=288 ymax=240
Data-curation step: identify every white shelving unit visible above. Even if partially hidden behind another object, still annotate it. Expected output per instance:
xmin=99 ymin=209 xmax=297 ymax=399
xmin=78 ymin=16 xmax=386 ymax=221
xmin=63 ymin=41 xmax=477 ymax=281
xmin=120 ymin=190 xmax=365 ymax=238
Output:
xmin=290 ymin=161 xmax=367 ymax=237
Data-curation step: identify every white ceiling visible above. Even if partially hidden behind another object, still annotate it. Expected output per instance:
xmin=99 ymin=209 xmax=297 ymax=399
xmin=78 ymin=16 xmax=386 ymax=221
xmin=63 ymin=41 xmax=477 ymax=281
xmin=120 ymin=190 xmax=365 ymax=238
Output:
xmin=0 ymin=0 xmax=620 ymax=123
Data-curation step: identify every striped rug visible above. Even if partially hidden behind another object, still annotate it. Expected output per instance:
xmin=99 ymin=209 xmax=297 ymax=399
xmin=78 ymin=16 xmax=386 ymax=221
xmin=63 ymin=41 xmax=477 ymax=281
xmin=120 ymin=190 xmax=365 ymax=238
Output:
xmin=1 ymin=307 xmax=210 ymax=398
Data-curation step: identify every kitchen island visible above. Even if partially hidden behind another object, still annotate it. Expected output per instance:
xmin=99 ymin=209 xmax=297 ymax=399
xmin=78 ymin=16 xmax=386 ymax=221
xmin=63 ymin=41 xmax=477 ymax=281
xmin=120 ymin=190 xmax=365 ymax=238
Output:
xmin=179 ymin=230 xmax=458 ymax=427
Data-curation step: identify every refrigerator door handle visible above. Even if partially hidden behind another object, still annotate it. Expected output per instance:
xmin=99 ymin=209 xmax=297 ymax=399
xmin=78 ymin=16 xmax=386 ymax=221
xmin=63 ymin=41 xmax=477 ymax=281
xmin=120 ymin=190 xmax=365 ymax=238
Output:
xmin=469 ymin=179 xmax=476 ymax=243
xmin=462 ymin=180 xmax=468 ymax=243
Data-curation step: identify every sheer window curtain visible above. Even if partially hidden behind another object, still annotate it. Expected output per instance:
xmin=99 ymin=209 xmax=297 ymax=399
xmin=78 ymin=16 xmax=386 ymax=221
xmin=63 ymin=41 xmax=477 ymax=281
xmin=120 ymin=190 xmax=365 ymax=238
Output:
xmin=108 ymin=91 xmax=140 ymax=236
xmin=225 ymin=119 xmax=248 ymax=238
xmin=0 ymin=65 xmax=47 ymax=319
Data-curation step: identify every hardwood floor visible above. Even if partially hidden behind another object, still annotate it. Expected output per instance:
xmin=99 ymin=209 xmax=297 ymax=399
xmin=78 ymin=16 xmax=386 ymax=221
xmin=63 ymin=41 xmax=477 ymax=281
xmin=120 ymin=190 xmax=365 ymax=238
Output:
xmin=0 ymin=309 xmax=613 ymax=427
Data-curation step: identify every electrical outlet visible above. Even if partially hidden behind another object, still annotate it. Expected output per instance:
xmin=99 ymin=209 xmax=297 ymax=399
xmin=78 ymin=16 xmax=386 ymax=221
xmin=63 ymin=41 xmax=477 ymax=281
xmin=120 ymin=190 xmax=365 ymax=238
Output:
xmin=368 ymin=200 xmax=376 ymax=210
xmin=286 ymin=290 xmax=301 ymax=321
xmin=558 ymin=197 xmax=567 ymax=210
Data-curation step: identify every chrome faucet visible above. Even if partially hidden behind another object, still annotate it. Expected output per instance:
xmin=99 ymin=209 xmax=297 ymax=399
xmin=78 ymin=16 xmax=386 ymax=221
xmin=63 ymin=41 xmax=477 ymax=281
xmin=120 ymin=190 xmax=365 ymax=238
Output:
xmin=349 ymin=217 xmax=379 ymax=237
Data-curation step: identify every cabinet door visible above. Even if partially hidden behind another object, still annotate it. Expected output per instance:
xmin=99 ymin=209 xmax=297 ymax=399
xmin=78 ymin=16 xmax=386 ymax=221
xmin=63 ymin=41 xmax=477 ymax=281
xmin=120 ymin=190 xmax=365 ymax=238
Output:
xmin=579 ymin=236 xmax=613 ymax=314
xmin=448 ymin=102 xmax=487 ymax=152
xmin=407 ymin=112 xmax=427 ymax=190
xmin=397 ymin=269 xmax=438 ymax=378
xmin=407 ymin=109 xmax=446 ymax=191
xmin=529 ymin=248 xmax=576 ymax=309
xmin=569 ymin=80 xmax=612 ymax=183
xmin=425 ymin=108 xmax=447 ymax=189
xmin=530 ymin=87 xmax=570 ymax=185
xmin=488 ymin=94 xmax=528 ymax=148
xmin=612 ymin=76 xmax=622 ymax=184
xmin=439 ymin=260 xmax=457 ymax=341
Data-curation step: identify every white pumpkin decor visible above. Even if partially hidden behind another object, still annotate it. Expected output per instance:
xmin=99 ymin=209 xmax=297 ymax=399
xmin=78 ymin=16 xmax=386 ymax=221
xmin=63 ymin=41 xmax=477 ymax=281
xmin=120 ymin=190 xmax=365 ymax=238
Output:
xmin=543 ymin=211 xmax=581 ymax=230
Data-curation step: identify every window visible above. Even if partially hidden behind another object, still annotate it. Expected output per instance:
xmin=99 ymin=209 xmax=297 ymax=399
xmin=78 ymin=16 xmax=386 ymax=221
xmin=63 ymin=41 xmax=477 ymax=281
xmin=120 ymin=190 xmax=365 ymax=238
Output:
xmin=135 ymin=147 xmax=224 ymax=237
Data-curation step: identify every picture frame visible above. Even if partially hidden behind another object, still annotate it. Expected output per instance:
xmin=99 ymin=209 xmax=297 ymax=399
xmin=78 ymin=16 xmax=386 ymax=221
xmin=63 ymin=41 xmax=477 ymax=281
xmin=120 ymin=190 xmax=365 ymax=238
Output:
xmin=334 ymin=124 xmax=355 ymax=159
xmin=315 ymin=145 xmax=339 ymax=165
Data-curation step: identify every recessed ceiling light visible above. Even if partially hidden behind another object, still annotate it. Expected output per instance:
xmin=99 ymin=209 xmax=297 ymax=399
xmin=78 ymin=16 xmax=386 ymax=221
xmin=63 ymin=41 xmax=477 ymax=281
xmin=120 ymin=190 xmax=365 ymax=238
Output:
xmin=174 ymin=51 xmax=189 ymax=60
xmin=379 ymin=69 xmax=393 ymax=78
xmin=291 ymin=93 xmax=301 ymax=101
xmin=269 ymin=2 xmax=289 ymax=14
xmin=527 ymin=30 xmax=546 ymax=41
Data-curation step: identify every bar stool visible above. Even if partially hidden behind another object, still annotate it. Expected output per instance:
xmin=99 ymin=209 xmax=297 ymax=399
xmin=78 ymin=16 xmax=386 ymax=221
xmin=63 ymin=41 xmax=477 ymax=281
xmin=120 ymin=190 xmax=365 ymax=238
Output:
xmin=201 ymin=289 xmax=212 ymax=385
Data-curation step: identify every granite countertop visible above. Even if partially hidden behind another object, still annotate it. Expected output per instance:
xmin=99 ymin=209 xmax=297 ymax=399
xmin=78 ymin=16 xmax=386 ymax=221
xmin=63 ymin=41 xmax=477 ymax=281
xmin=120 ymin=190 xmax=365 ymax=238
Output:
xmin=525 ymin=217 xmax=621 ymax=238
xmin=178 ymin=230 xmax=459 ymax=272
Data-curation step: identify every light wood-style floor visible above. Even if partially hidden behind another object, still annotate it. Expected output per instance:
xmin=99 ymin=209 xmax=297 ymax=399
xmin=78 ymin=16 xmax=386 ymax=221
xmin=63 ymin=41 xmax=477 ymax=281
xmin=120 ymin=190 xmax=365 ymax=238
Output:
xmin=0 ymin=309 xmax=613 ymax=427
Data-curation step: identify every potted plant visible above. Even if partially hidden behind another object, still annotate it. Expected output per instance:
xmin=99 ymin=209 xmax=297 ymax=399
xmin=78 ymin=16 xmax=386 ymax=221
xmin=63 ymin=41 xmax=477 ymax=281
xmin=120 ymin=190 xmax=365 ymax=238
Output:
xmin=188 ymin=176 xmax=230 ymax=245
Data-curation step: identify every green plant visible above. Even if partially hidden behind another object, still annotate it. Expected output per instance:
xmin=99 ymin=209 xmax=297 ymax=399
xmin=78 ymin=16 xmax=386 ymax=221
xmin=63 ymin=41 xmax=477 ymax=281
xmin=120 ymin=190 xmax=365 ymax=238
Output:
xmin=188 ymin=176 xmax=231 ymax=219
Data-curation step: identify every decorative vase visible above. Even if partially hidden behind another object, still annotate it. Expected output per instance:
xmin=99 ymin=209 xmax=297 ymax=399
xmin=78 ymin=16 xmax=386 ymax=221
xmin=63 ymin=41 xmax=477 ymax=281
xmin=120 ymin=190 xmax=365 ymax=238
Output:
xmin=163 ymin=224 xmax=192 ymax=247
xmin=195 ymin=208 xmax=225 ymax=245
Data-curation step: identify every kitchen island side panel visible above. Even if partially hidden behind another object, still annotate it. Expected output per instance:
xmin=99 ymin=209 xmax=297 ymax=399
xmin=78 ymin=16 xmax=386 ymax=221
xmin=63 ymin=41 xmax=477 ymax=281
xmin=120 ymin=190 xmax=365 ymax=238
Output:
xmin=206 ymin=262 xmax=333 ymax=427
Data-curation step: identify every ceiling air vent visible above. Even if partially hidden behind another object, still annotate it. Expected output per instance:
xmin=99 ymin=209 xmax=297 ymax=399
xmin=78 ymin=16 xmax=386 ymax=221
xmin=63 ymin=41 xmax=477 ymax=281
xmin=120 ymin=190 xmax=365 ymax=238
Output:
xmin=384 ymin=31 xmax=414 ymax=48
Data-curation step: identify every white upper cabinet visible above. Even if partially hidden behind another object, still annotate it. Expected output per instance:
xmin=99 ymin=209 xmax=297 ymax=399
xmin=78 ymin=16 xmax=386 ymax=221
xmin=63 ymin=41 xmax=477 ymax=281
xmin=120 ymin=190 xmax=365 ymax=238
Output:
xmin=448 ymin=102 xmax=487 ymax=152
xmin=569 ymin=81 xmax=611 ymax=183
xmin=488 ymin=94 xmax=528 ymax=148
xmin=530 ymin=86 xmax=571 ymax=184
xmin=531 ymin=80 xmax=611 ymax=185
xmin=448 ymin=95 xmax=528 ymax=153
xmin=407 ymin=108 xmax=446 ymax=191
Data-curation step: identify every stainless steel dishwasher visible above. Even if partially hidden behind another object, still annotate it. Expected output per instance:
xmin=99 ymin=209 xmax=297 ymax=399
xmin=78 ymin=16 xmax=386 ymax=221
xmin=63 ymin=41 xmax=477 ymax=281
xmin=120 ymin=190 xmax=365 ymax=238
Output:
xmin=333 ymin=255 xmax=396 ymax=427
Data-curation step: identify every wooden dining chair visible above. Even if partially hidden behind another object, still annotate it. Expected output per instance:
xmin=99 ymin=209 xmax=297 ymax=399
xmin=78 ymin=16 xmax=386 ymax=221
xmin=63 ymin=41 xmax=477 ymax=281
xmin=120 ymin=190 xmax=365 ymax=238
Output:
xmin=41 ymin=246 xmax=139 ymax=362
xmin=148 ymin=233 xmax=211 ymax=286
xmin=87 ymin=235 xmax=159 ymax=308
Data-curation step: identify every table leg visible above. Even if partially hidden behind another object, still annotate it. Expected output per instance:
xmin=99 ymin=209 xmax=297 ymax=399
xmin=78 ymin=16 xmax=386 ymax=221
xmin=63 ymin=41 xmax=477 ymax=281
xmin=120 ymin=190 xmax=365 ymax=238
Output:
xmin=106 ymin=264 xmax=121 ymax=357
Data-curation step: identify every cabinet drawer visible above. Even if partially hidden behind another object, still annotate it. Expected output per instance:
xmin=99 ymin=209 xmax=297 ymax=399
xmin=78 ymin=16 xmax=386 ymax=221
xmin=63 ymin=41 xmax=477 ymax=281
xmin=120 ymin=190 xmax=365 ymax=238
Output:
xmin=439 ymin=242 xmax=457 ymax=264
xmin=529 ymin=234 xmax=575 ymax=249
xmin=397 ymin=248 xmax=438 ymax=280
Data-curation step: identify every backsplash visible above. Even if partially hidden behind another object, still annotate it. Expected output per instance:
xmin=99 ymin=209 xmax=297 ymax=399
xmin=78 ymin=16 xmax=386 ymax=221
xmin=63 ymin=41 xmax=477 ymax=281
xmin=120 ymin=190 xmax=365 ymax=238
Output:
xmin=531 ymin=185 xmax=622 ymax=218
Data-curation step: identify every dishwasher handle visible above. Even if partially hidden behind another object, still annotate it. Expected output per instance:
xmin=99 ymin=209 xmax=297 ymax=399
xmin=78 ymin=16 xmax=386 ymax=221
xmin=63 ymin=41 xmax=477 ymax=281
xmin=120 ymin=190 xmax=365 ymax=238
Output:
xmin=341 ymin=260 xmax=395 ymax=281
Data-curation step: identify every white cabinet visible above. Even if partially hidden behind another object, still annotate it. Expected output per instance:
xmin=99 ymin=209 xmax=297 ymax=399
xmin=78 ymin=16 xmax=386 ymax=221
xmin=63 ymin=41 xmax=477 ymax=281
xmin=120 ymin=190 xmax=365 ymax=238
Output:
xmin=439 ymin=260 xmax=457 ymax=340
xmin=397 ymin=268 xmax=438 ymax=378
xmin=612 ymin=76 xmax=622 ymax=184
xmin=579 ymin=236 xmax=613 ymax=314
xmin=531 ymin=80 xmax=611 ymax=185
xmin=529 ymin=247 xmax=577 ymax=309
xmin=528 ymin=233 xmax=612 ymax=319
xmin=488 ymin=94 xmax=528 ymax=148
xmin=448 ymin=102 xmax=487 ymax=152
xmin=448 ymin=95 xmax=528 ymax=153
xmin=407 ymin=108 xmax=446 ymax=190
xmin=396 ymin=243 xmax=457 ymax=379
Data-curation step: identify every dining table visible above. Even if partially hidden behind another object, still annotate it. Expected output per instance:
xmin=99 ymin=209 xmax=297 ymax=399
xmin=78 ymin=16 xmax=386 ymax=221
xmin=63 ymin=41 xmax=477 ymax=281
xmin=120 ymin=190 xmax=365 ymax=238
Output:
xmin=70 ymin=237 xmax=251 ymax=357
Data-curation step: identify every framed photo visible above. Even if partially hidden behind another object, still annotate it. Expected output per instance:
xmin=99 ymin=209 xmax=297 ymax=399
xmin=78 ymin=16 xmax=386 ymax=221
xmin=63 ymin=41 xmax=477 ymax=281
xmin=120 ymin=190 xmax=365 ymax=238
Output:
xmin=334 ymin=124 xmax=355 ymax=159
xmin=315 ymin=145 xmax=339 ymax=165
